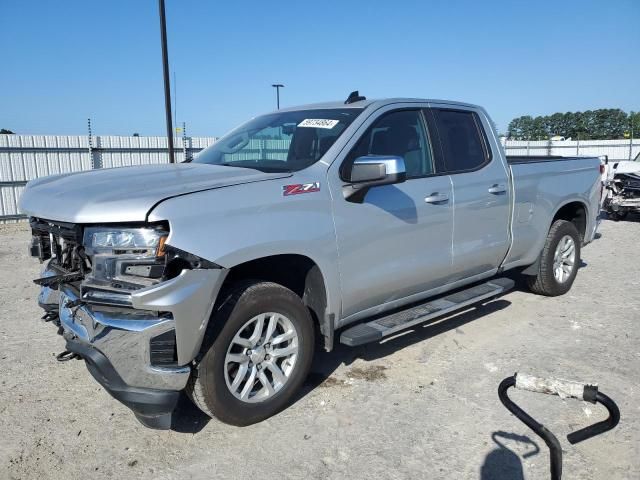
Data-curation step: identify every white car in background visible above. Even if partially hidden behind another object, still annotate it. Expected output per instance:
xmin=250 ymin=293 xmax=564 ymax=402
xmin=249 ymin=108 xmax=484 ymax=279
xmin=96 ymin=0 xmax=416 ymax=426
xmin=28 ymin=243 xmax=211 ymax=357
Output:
xmin=602 ymin=152 xmax=640 ymax=220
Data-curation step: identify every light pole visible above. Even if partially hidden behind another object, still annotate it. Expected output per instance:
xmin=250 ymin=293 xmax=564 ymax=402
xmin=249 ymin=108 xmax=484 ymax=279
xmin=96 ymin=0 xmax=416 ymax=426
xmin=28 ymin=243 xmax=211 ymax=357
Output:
xmin=630 ymin=111 xmax=635 ymax=161
xmin=158 ymin=0 xmax=175 ymax=163
xmin=272 ymin=84 xmax=284 ymax=110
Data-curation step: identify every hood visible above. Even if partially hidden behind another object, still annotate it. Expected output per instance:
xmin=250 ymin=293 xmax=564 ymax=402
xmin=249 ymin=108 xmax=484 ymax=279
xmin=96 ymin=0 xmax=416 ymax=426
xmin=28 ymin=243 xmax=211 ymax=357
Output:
xmin=612 ymin=161 xmax=640 ymax=175
xmin=19 ymin=163 xmax=290 ymax=224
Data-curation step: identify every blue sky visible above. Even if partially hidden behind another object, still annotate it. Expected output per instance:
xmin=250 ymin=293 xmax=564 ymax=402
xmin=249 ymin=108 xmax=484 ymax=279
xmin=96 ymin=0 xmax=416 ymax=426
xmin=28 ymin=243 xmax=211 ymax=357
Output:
xmin=1 ymin=0 xmax=638 ymax=136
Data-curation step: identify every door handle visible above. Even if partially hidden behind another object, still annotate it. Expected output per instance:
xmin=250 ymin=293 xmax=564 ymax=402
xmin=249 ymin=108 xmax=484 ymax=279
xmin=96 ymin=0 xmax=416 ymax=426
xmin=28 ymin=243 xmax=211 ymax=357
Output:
xmin=488 ymin=184 xmax=507 ymax=194
xmin=424 ymin=193 xmax=449 ymax=204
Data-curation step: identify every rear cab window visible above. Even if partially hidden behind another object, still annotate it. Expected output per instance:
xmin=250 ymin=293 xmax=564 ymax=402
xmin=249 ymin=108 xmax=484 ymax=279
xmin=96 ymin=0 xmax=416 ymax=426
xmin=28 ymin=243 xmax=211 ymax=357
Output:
xmin=431 ymin=109 xmax=492 ymax=173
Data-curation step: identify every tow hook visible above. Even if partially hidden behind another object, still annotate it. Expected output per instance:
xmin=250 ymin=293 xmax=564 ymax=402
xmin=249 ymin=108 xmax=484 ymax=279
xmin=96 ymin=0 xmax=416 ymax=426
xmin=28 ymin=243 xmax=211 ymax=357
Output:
xmin=64 ymin=298 xmax=85 ymax=309
xmin=56 ymin=350 xmax=80 ymax=362
xmin=41 ymin=311 xmax=60 ymax=326
xmin=498 ymin=373 xmax=620 ymax=480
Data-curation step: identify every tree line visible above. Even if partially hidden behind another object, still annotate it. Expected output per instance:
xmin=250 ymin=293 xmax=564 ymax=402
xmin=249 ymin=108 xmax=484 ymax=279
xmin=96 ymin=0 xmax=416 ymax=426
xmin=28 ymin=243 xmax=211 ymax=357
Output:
xmin=507 ymin=109 xmax=639 ymax=140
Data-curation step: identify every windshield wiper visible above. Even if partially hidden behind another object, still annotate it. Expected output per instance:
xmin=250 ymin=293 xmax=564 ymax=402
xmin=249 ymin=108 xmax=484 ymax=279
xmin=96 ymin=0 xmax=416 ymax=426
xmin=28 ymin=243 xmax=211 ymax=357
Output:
xmin=219 ymin=162 xmax=260 ymax=170
xmin=219 ymin=163 xmax=291 ymax=173
xmin=259 ymin=167 xmax=292 ymax=173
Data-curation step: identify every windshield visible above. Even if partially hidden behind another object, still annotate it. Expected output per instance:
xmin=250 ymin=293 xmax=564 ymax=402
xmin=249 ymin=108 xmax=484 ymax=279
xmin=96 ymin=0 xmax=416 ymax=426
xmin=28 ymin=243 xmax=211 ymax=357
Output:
xmin=193 ymin=108 xmax=363 ymax=172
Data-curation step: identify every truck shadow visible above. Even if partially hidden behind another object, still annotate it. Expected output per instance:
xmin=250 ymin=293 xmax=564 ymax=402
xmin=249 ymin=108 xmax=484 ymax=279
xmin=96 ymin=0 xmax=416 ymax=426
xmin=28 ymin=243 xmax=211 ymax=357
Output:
xmin=600 ymin=210 xmax=640 ymax=223
xmin=364 ymin=185 xmax=418 ymax=224
xmin=480 ymin=431 xmax=540 ymax=480
xmin=299 ymin=299 xmax=511 ymax=399
xmin=503 ymin=267 xmax=587 ymax=294
xmin=170 ymin=299 xmax=512 ymax=433
xmin=171 ymin=393 xmax=212 ymax=433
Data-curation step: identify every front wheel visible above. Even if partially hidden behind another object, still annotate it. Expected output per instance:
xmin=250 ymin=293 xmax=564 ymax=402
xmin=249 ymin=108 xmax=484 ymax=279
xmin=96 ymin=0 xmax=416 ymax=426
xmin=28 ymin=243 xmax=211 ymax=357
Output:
xmin=526 ymin=219 xmax=581 ymax=296
xmin=186 ymin=281 xmax=315 ymax=426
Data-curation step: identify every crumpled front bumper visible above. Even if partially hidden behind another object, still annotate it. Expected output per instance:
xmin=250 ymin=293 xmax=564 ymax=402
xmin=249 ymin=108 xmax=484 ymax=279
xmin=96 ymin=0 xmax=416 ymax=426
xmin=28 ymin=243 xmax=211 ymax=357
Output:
xmin=39 ymin=262 xmax=227 ymax=428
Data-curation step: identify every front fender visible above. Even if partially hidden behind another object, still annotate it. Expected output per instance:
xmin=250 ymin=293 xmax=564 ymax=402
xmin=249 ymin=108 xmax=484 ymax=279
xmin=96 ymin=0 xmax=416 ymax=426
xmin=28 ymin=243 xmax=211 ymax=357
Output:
xmin=147 ymin=173 xmax=342 ymax=324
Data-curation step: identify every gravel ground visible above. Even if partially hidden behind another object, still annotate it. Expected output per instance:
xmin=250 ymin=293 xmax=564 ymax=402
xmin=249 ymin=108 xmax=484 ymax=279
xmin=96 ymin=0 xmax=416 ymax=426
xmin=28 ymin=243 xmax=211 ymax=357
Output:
xmin=1 ymin=218 xmax=638 ymax=480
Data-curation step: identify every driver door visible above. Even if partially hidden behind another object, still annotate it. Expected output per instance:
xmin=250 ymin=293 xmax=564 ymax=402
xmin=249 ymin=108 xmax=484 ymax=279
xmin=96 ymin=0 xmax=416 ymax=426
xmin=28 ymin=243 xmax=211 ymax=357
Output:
xmin=329 ymin=107 xmax=454 ymax=323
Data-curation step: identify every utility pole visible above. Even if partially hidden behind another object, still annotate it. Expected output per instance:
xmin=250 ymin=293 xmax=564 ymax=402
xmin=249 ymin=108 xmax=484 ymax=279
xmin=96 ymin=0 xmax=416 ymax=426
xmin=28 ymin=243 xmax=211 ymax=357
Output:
xmin=158 ymin=0 xmax=175 ymax=163
xmin=272 ymin=84 xmax=284 ymax=110
xmin=173 ymin=71 xmax=177 ymax=132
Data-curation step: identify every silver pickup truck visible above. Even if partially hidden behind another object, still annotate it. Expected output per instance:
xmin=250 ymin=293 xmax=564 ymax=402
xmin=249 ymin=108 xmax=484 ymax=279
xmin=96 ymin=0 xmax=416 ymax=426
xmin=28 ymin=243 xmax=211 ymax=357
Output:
xmin=19 ymin=95 xmax=601 ymax=429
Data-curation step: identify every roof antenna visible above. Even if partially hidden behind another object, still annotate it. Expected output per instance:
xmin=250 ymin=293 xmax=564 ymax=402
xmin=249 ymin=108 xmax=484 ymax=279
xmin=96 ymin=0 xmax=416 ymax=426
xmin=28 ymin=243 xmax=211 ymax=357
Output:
xmin=345 ymin=90 xmax=366 ymax=104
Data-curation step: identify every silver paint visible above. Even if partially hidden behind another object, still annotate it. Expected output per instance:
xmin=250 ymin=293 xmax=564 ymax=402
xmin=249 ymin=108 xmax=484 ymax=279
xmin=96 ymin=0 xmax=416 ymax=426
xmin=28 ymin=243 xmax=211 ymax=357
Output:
xmin=19 ymin=163 xmax=289 ymax=223
xmin=22 ymin=98 xmax=601 ymax=349
xmin=130 ymin=268 xmax=228 ymax=365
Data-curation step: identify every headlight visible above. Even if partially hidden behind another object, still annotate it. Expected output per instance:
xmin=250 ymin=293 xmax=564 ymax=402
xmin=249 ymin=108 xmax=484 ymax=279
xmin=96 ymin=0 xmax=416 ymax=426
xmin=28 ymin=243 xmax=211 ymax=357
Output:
xmin=84 ymin=226 xmax=168 ymax=257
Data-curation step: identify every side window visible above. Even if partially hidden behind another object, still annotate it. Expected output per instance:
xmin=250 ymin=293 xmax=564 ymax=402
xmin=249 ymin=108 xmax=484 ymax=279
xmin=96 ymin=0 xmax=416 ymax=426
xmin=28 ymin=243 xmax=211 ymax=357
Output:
xmin=343 ymin=110 xmax=434 ymax=179
xmin=432 ymin=109 xmax=490 ymax=173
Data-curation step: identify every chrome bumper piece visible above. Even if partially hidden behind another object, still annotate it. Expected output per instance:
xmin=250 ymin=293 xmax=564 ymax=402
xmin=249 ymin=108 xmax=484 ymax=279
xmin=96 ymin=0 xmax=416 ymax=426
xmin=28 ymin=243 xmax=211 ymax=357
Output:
xmin=39 ymin=263 xmax=228 ymax=392
xmin=58 ymin=287 xmax=190 ymax=391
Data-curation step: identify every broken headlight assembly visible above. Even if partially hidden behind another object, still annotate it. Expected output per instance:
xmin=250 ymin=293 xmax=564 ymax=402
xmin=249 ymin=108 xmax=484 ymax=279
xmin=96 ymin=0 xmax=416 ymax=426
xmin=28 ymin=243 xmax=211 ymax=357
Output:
xmin=31 ymin=219 xmax=218 ymax=309
xmin=84 ymin=226 xmax=168 ymax=256
xmin=81 ymin=225 xmax=169 ymax=305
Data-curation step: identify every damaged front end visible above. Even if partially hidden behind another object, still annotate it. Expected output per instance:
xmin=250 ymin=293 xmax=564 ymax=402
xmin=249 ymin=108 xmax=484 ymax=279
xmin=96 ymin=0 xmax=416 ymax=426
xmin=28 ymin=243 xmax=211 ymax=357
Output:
xmin=30 ymin=218 xmax=227 ymax=429
xmin=604 ymin=171 xmax=640 ymax=220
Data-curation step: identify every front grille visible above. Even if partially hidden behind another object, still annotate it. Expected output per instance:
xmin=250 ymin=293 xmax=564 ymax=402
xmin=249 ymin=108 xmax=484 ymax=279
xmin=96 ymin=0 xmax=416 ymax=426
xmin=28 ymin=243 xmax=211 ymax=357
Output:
xmin=619 ymin=173 xmax=640 ymax=192
xmin=30 ymin=218 xmax=90 ymax=275
xmin=30 ymin=218 xmax=83 ymax=243
xmin=623 ymin=179 xmax=640 ymax=191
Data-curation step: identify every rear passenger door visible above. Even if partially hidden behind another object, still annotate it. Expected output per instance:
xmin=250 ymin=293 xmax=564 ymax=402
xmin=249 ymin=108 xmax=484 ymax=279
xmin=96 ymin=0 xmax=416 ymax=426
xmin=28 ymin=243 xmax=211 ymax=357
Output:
xmin=429 ymin=107 xmax=511 ymax=281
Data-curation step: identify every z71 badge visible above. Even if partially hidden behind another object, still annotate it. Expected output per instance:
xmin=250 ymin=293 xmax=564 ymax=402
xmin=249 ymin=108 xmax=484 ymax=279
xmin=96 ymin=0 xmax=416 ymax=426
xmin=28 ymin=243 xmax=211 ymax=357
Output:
xmin=282 ymin=182 xmax=321 ymax=196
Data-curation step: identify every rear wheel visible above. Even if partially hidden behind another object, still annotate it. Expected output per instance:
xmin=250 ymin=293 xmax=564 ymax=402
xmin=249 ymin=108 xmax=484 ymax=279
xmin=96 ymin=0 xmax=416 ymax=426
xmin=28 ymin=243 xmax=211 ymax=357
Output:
xmin=186 ymin=281 xmax=315 ymax=426
xmin=526 ymin=220 xmax=581 ymax=296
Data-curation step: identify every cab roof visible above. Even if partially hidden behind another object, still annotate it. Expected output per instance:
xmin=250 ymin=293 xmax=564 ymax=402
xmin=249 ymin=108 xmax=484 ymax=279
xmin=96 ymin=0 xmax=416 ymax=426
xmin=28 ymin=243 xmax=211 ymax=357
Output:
xmin=276 ymin=97 xmax=482 ymax=113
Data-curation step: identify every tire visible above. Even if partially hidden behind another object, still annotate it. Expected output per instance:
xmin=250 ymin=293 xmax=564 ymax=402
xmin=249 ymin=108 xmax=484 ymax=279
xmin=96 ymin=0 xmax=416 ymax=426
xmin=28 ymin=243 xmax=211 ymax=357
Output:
xmin=186 ymin=281 xmax=315 ymax=426
xmin=526 ymin=220 xmax=581 ymax=296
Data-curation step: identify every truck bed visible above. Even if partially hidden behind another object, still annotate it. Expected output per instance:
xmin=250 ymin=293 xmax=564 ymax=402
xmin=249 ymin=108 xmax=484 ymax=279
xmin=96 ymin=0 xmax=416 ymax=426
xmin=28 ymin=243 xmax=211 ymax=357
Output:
xmin=506 ymin=155 xmax=598 ymax=164
xmin=501 ymin=155 xmax=601 ymax=271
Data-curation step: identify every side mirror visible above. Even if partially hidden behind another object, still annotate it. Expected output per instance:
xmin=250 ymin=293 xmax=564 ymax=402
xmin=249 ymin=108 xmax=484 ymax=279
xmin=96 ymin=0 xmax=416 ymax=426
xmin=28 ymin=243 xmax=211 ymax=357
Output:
xmin=344 ymin=155 xmax=406 ymax=202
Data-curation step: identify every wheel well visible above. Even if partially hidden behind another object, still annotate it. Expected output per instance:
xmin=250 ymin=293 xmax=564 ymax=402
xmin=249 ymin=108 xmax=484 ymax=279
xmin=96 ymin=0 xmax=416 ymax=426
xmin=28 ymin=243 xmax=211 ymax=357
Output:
xmin=223 ymin=255 xmax=331 ymax=349
xmin=553 ymin=202 xmax=587 ymax=242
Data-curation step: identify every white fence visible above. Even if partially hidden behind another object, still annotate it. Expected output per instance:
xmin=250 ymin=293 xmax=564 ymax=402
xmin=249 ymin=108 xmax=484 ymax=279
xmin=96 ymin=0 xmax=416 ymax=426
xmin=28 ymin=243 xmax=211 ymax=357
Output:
xmin=1 ymin=134 xmax=639 ymax=221
xmin=502 ymin=138 xmax=640 ymax=161
xmin=0 ymin=134 xmax=216 ymax=221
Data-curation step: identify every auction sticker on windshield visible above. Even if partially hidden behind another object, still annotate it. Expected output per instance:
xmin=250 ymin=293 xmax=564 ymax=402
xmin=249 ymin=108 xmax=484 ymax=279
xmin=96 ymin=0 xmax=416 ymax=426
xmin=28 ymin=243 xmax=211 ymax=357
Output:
xmin=298 ymin=119 xmax=340 ymax=129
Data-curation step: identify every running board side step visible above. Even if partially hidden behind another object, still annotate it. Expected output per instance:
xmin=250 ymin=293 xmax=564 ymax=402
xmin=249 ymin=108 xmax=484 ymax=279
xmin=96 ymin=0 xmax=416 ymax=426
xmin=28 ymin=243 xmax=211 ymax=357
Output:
xmin=339 ymin=278 xmax=514 ymax=347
